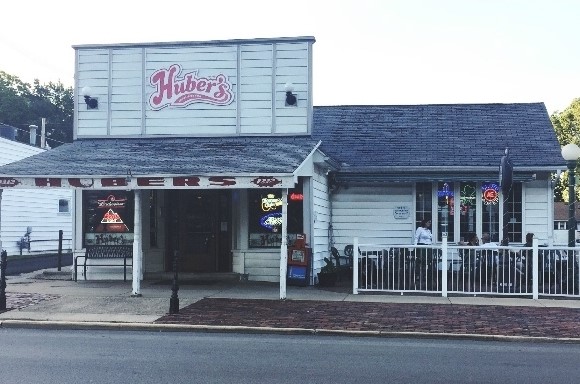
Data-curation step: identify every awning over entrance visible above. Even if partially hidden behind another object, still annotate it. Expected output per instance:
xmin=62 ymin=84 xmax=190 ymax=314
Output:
xmin=0 ymin=137 xmax=322 ymax=189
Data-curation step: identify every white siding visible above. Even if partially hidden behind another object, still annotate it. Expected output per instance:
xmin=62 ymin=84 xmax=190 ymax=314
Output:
xmin=311 ymin=167 xmax=330 ymax=277
xmin=110 ymin=49 xmax=143 ymax=136
xmin=523 ymin=181 xmax=552 ymax=244
xmin=331 ymin=185 xmax=415 ymax=252
xmin=76 ymin=49 xmax=109 ymax=136
xmin=273 ymin=43 xmax=309 ymax=134
xmin=239 ymin=44 xmax=273 ymax=134
xmin=244 ymin=250 xmax=280 ymax=283
xmin=0 ymin=138 xmax=73 ymax=257
xmin=76 ymin=39 xmax=312 ymax=137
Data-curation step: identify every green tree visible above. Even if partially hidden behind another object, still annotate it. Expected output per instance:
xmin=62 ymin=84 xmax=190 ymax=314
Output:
xmin=0 ymin=71 xmax=32 ymax=127
xmin=550 ymin=98 xmax=580 ymax=202
xmin=0 ymin=71 xmax=73 ymax=147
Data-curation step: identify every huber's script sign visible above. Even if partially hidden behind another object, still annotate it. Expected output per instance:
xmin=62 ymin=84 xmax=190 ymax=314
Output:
xmin=149 ymin=64 xmax=234 ymax=110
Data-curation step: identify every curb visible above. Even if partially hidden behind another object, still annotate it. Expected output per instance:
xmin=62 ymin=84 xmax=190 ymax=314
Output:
xmin=2 ymin=319 xmax=580 ymax=343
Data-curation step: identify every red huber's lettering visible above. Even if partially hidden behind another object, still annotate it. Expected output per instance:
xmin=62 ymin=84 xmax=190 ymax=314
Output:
xmin=173 ymin=177 xmax=201 ymax=186
xmin=208 ymin=177 xmax=236 ymax=186
xmin=137 ymin=177 xmax=165 ymax=186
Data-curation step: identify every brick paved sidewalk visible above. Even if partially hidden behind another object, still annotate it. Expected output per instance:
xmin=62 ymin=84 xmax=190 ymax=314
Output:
xmin=1 ymin=292 xmax=59 ymax=312
xmin=156 ymin=298 xmax=580 ymax=339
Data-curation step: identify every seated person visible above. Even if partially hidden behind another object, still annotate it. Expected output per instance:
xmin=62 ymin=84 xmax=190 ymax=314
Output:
xmin=479 ymin=232 xmax=499 ymax=278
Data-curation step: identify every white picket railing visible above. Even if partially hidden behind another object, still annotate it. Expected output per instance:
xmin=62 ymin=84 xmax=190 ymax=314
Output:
xmin=351 ymin=237 xmax=580 ymax=299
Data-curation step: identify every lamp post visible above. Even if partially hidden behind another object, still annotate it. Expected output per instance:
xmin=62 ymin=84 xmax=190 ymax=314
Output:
xmin=561 ymin=143 xmax=580 ymax=248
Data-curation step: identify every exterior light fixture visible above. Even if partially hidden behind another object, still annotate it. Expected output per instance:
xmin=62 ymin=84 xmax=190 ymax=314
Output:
xmin=561 ymin=143 xmax=580 ymax=248
xmin=284 ymin=83 xmax=297 ymax=107
xmin=81 ymin=86 xmax=99 ymax=109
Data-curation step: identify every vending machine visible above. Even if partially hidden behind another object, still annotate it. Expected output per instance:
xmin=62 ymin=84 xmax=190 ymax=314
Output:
xmin=287 ymin=234 xmax=311 ymax=286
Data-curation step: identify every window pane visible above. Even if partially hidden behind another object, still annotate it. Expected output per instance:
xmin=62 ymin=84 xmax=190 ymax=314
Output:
xmin=437 ymin=182 xmax=454 ymax=241
xmin=58 ymin=199 xmax=70 ymax=213
xmin=415 ymin=182 xmax=432 ymax=228
xmin=505 ymin=183 xmax=523 ymax=243
xmin=481 ymin=182 xmax=500 ymax=242
xmin=83 ymin=191 xmax=134 ymax=247
xmin=459 ymin=182 xmax=477 ymax=241
xmin=248 ymin=182 xmax=303 ymax=248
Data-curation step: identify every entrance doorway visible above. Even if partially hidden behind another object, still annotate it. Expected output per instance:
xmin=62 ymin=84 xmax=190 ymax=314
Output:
xmin=165 ymin=190 xmax=231 ymax=273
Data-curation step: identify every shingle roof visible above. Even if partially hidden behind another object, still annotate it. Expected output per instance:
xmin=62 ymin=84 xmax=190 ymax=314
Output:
xmin=0 ymin=103 xmax=562 ymax=180
xmin=0 ymin=136 xmax=320 ymax=177
xmin=312 ymin=103 xmax=562 ymax=170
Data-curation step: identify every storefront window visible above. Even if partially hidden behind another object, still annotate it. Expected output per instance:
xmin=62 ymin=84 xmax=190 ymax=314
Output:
xmin=505 ymin=183 xmax=523 ymax=243
xmin=418 ymin=181 xmax=523 ymax=244
xmin=415 ymin=182 xmax=432 ymax=228
xmin=459 ymin=182 xmax=477 ymax=241
xmin=481 ymin=182 xmax=500 ymax=242
xmin=248 ymin=183 xmax=303 ymax=248
xmin=83 ymin=191 xmax=134 ymax=247
xmin=437 ymin=182 xmax=455 ymax=241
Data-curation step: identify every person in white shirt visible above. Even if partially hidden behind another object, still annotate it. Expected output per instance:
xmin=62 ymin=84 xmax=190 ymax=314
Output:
xmin=414 ymin=219 xmax=433 ymax=289
xmin=414 ymin=219 xmax=432 ymax=245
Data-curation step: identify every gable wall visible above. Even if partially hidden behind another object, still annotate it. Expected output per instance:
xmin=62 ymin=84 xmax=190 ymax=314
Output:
xmin=76 ymin=40 xmax=312 ymax=138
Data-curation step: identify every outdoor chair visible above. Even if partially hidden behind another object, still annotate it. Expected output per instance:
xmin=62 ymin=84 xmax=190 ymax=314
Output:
xmin=331 ymin=247 xmax=352 ymax=281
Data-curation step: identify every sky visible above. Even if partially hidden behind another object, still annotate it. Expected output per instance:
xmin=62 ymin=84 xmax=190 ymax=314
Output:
xmin=1 ymin=0 xmax=579 ymax=115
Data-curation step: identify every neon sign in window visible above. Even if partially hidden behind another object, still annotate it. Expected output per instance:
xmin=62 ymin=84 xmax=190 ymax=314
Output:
xmin=482 ymin=183 xmax=500 ymax=205
xmin=261 ymin=194 xmax=283 ymax=212
xmin=260 ymin=213 xmax=282 ymax=231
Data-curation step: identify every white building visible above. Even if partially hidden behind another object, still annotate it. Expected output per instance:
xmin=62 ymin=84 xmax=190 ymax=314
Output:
xmin=0 ymin=125 xmax=73 ymax=257
xmin=0 ymin=36 xmax=564 ymax=295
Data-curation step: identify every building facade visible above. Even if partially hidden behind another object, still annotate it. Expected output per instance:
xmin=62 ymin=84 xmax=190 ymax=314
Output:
xmin=0 ymin=37 xmax=564 ymax=292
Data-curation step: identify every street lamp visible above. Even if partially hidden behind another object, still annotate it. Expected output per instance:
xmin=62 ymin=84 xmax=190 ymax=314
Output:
xmin=561 ymin=143 xmax=580 ymax=248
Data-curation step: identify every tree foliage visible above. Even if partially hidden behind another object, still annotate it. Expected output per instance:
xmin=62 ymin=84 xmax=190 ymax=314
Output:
xmin=0 ymin=71 xmax=73 ymax=147
xmin=550 ymin=98 xmax=580 ymax=202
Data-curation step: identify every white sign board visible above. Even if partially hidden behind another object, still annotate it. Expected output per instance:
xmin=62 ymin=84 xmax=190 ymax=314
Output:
xmin=394 ymin=205 xmax=410 ymax=219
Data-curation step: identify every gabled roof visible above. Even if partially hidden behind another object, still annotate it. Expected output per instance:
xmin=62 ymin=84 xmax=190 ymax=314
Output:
xmin=312 ymin=103 xmax=562 ymax=175
xmin=0 ymin=103 xmax=562 ymax=184
xmin=0 ymin=136 xmax=321 ymax=177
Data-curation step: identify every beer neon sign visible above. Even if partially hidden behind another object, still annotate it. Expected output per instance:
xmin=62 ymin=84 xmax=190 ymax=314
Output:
xmin=261 ymin=194 xmax=282 ymax=212
xmin=289 ymin=193 xmax=303 ymax=201
xmin=260 ymin=213 xmax=282 ymax=230
xmin=482 ymin=183 xmax=499 ymax=205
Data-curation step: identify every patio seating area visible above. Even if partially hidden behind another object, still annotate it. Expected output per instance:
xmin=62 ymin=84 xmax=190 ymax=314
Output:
xmin=352 ymin=239 xmax=580 ymax=298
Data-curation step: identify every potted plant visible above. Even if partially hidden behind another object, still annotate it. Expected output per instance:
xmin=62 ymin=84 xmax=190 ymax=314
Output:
xmin=317 ymin=257 xmax=338 ymax=287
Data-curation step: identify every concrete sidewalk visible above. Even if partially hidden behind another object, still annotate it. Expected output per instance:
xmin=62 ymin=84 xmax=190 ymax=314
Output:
xmin=2 ymin=268 xmax=580 ymax=342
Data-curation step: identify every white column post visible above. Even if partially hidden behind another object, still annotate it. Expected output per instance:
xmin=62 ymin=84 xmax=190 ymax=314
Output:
xmin=352 ymin=237 xmax=359 ymax=294
xmin=441 ymin=234 xmax=448 ymax=297
xmin=532 ymin=238 xmax=539 ymax=300
xmin=279 ymin=189 xmax=288 ymax=300
xmin=132 ymin=190 xmax=142 ymax=296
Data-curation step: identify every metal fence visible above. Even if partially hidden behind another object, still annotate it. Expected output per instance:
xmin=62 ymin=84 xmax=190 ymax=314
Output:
xmin=352 ymin=237 xmax=580 ymax=299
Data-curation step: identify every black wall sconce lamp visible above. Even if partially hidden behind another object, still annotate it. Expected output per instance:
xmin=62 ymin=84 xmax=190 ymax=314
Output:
xmin=81 ymin=86 xmax=99 ymax=109
xmin=285 ymin=83 xmax=297 ymax=107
